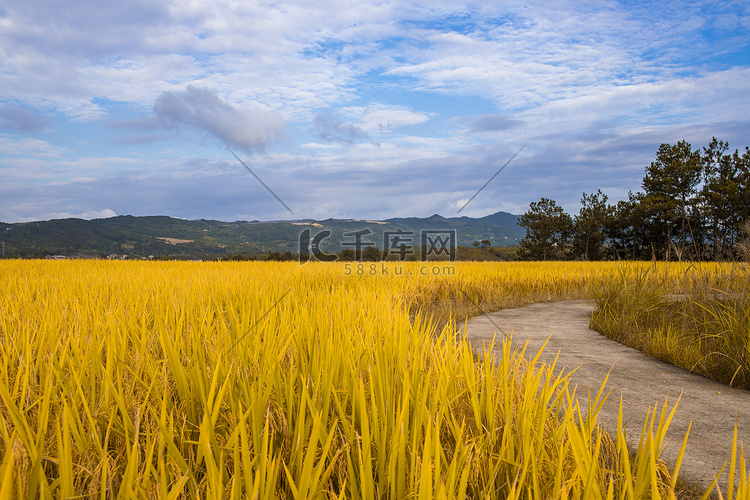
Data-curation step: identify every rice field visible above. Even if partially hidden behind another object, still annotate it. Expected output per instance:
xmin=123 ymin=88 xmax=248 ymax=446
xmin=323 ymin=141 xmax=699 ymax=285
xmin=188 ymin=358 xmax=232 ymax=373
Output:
xmin=0 ymin=260 xmax=746 ymax=498
xmin=592 ymin=261 xmax=750 ymax=389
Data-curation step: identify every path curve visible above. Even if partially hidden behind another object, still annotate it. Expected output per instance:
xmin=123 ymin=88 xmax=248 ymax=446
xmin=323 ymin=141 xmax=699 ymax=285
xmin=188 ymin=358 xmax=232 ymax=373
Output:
xmin=465 ymin=300 xmax=750 ymax=491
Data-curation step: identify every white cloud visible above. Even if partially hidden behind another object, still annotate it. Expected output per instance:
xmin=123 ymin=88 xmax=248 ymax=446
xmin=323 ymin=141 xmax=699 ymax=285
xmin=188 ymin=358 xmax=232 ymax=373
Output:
xmin=2 ymin=0 xmax=745 ymax=121
xmin=1 ymin=210 xmax=115 ymax=224
xmin=0 ymin=0 xmax=748 ymax=222
xmin=359 ymin=106 xmax=432 ymax=134
xmin=153 ymin=86 xmax=288 ymax=152
xmin=300 ymin=143 xmax=338 ymax=150
xmin=309 ymin=113 xmax=369 ymax=144
xmin=0 ymin=106 xmax=50 ymax=133
xmin=514 ymin=67 xmax=750 ymax=141
xmin=43 ymin=208 xmax=118 ymax=221
xmin=0 ymin=135 xmax=68 ymax=157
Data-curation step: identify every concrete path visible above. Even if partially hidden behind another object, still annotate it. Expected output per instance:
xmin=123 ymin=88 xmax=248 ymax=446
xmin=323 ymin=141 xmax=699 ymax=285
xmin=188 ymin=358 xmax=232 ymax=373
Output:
xmin=465 ymin=300 xmax=750 ymax=491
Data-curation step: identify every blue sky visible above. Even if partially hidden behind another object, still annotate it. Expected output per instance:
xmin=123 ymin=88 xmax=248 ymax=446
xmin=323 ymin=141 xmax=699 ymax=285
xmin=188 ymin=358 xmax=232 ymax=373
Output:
xmin=1 ymin=0 xmax=748 ymax=223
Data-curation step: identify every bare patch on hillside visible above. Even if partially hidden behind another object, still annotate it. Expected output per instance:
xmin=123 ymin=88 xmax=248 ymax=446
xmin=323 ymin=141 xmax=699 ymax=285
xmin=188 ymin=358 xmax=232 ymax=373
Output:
xmin=156 ymin=237 xmax=195 ymax=245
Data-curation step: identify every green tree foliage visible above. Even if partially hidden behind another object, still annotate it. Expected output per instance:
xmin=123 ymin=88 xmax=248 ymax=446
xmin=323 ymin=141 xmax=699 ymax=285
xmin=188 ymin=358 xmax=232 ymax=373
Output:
xmin=519 ymin=198 xmax=574 ymax=260
xmin=361 ymin=245 xmax=383 ymax=261
xmin=700 ymin=137 xmax=750 ymax=259
xmin=640 ymin=141 xmax=702 ymax=258
xmin=520 ymin=137 xmax=748 ymax=261
xmin=605 ymin=192 xmax=647 ymax=259
xmin=573 ymin=190 xmax=612 ymax=260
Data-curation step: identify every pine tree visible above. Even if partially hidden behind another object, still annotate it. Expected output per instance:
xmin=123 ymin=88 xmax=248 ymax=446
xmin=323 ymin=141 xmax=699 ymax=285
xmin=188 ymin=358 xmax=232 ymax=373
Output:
xmin=519 ymin=198 xmax=574 ymax=260
xmin=641 ymin=141 xmax=702 ymax=259
xmin=574 ymin=190 xmax=612 ymax=260
xmin=700 ymin=139 xmax=750 ymax=259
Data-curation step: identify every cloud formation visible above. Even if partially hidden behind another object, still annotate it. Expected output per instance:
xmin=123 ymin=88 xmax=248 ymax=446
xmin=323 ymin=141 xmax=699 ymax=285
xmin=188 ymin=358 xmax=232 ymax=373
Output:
xmin=0 ymin=106 xmax=50 ymax=133
xmin=153 ymin=86 xmax=288 ymax=151
xmin=0 ymin=0 xmax=748 ymax=223
xmin=460 ymin=114 xmax=523 ymax=133
xmin=309 ymin=113 xmax=370 ymax=144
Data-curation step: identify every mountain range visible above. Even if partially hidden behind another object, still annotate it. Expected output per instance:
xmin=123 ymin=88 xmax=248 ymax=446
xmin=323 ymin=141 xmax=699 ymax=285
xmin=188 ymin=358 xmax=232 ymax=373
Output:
xmin=0 ymin=212 xmax=524 ymax=259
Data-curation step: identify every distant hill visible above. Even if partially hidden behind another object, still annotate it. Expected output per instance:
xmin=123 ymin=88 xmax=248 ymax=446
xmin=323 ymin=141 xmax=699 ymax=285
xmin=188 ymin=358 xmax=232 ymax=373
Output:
xmin=0 ymin=212 xmax=524 ymax=259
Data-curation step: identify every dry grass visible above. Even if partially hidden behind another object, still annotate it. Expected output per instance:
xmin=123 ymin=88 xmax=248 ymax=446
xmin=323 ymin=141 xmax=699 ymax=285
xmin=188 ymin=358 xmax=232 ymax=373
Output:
xmin=590 ymin=261 xmax=750 ymax=389
xmin=0 ymin=260 xmax=746 ymax=498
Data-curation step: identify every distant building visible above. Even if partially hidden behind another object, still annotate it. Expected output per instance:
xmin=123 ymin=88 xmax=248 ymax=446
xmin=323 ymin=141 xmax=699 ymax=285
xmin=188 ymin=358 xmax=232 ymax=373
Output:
xmin=107 ymin=254 xmax=129 ymax=260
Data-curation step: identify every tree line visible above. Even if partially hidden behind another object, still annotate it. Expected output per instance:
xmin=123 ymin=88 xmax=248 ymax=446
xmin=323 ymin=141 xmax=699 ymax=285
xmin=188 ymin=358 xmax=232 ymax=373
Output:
xmin=519 ymin=138 xmax=750 ymax=261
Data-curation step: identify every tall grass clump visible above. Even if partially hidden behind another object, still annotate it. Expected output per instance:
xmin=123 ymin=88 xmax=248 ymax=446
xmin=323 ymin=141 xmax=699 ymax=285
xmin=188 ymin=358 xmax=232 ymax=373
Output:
xmin=0 ymin=260 xmax=737 ymax=498
xmin=591 ymin=261 xmax=750 ymax=389
xmin=590 ymin=264 xmax=668 ymax=347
